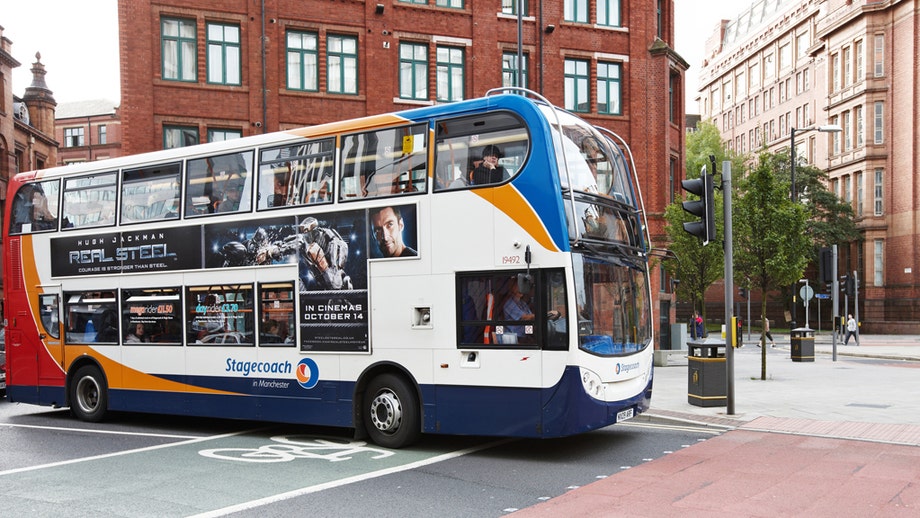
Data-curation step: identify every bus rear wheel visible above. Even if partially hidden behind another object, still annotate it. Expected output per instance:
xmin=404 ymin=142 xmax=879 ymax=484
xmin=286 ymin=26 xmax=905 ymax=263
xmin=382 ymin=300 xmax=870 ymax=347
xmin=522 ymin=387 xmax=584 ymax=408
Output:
xmin=70 ymin=365 xmax=109 ymax=422
xmin=363 ymin=374 xmax=420 ymax=449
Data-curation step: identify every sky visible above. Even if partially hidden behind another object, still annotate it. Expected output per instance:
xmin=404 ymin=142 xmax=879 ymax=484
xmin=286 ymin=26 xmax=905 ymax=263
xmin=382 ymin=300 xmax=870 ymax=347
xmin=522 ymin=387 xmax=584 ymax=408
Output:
xmin=4 ymin=0 xmax=745 ymax=110
xmin=674 ymin=0 xmax=749 ymax=110
xmin=4 ymin=0 xmax=120 ymax=105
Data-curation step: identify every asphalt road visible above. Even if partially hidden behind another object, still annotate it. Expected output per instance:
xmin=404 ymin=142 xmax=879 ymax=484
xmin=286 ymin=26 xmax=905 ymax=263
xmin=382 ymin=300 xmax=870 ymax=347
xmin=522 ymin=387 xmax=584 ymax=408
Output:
xmin=0 ymin=401 xmax=717 ymax=517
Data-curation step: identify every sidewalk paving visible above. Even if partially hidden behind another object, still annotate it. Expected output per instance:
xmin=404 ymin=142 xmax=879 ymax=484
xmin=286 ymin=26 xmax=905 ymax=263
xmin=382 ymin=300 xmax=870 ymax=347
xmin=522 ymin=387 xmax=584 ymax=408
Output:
xmin=647 ymin=333 xmax=920 ymax=429
xmin=511 ymin=334 xmax=920 ymax=517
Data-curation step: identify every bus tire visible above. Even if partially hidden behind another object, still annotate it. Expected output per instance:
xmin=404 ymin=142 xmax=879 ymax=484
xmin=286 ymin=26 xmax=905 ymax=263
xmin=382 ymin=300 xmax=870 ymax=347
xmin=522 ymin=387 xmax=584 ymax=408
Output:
xmin=363 ymin=373 xmax=420 ymax=449
xmin=70 ymin=365 xmax=109 ymax=422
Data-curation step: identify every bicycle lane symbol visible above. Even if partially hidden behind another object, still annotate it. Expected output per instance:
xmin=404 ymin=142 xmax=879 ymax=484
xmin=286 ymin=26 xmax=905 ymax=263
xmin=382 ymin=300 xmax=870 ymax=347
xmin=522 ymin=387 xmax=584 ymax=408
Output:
xmin=199 ymin=436 xmax=395 ymax=464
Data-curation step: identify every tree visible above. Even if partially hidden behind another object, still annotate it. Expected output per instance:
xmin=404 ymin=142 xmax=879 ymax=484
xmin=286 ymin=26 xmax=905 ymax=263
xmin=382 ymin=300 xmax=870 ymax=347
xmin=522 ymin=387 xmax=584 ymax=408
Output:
xmin=663 ymin=122 xmax=741 ymax=322
xmin=734 ymin=151 xmax=810 ymax=380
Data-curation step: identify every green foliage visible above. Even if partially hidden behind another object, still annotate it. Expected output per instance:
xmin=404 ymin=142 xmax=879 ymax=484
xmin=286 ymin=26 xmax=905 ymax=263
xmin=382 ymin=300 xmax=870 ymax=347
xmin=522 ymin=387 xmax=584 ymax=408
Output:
xmin=664 ymin=202 xmax=722 ymax=317
xmin=663 ymin=121 xmax=742 ymax=319
xmin=733 ymin=151 xmax=810 ymax=379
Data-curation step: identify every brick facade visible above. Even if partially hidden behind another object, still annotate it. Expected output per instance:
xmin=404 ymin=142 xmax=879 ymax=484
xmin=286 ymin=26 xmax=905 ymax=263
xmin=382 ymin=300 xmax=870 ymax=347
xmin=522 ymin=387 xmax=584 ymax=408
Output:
xmin=55 ymin=100 xmax=123 ymax=165
xmin=118 ymin=1 xmax=689 ymax=346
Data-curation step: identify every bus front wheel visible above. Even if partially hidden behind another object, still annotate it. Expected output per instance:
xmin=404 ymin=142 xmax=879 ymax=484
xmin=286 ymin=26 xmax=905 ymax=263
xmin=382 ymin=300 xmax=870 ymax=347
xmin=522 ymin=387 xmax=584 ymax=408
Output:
xmin=363 ymin=374 xmax=420 ymax=449
xmin=70 ymin=365 xmax=109 ymax=422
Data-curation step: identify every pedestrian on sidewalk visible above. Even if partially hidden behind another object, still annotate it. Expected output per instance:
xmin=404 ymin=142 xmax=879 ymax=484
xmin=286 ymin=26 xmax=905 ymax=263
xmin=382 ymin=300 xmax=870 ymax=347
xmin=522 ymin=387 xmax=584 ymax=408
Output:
xmin=692 ymin=311 xmax=705 ymax=339
xmin=763 ymin=317 xmax=776 ymax=348
xmin=844 ymin=314 xmax=859 ymax=345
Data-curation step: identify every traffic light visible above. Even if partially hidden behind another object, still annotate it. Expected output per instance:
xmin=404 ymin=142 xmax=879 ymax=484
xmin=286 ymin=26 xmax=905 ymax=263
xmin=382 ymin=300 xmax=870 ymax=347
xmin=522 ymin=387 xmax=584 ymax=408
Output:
xmin=845 ymin=276 xmax=856 ymax=297
xmin=819 ymin=247 xmax=833 ymax=283
xmin=739 ymin=287 xmax=748 ymax=299
xmin=681 ymin=168 xmax=716 ymax=246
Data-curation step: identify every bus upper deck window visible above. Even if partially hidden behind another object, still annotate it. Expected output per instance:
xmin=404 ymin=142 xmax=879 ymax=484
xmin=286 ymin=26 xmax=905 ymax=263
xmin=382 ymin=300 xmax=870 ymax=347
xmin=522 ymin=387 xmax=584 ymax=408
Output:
xmin=257 ymin=139 xmax=335 ymax=210
xmin=10 ymin=180 xmax=61 ymax=234
xmin=433 ymin=112 xmax=529 ymax=191
xmin=340 ymin=124 xmax=427 ymax=200
xmin=62 ymin=173 xmax=117 ymax=229
xmin=186 ymin=151 xmax=254 ymax=216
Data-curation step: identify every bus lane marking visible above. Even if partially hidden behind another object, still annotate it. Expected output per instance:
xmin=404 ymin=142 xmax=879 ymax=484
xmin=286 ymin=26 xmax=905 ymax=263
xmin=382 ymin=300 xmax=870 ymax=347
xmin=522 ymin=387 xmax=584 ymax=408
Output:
xmin=1 ymin=421 xmax=205 ymax=440
xmin=0 ymin=426 xmax=268 ymax=477
xmin=198 ymin=435 xmax=394 ymax=463
xmin=189 ymin=438 xmax=513 ymax=518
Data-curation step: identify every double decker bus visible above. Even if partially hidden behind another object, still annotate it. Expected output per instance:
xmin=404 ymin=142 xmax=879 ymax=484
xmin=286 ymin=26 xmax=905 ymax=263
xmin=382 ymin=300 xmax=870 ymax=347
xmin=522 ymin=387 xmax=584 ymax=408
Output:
xmin=3 ymin=89 xmax=653 ymax=448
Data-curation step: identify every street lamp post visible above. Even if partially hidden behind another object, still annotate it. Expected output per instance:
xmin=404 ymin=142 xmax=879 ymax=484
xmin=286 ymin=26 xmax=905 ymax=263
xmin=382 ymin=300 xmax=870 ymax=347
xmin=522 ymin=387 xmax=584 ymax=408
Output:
xmin=789 ymin=124 xmax=841 ymax=329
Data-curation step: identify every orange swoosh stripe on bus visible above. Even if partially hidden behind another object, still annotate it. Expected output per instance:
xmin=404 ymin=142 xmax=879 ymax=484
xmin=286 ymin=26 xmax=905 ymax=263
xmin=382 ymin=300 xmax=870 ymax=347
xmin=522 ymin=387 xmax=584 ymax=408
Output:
xmin=476 ymin=184 xmax=560 ymax=253
xmin=65 ymin=346 xmax=237 ymax=395
xmin=285 ymin=113 xmax=410 ymax=138
xmin=18 ymin=236 xmax=233 ymax=395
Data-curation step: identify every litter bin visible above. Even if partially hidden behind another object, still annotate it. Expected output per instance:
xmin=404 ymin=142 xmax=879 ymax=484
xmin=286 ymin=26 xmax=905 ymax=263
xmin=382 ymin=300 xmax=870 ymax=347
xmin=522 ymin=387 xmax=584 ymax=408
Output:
xmin=790 ymin=327 xmax=815 ymax=362
xmin=687 ymin=337 xmax=726 ymax=407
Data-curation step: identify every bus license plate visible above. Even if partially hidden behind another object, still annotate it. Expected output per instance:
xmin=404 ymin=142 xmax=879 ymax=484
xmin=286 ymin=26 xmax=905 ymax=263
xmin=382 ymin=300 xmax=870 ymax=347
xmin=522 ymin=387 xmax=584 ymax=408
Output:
xmin=616 ymin=408 xmax=634 ymax=422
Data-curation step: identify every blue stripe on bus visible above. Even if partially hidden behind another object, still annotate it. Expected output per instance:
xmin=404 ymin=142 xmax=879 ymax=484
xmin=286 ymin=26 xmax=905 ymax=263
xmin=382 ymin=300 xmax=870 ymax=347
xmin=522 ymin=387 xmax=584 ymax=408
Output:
xmin=9 ymin=366 xmax=651 ymax=439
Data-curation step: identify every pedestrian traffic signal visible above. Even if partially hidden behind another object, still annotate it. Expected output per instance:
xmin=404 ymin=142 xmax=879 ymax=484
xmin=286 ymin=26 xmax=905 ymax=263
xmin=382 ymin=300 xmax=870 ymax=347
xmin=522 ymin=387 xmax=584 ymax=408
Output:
xmin=681 ymin=168 xmax=716 ymax=246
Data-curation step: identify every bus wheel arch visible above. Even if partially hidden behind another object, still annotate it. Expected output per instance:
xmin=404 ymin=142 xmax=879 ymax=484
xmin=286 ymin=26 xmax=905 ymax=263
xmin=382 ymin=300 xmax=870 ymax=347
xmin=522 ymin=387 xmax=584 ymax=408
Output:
xmin=67 ymin=360 xmax=109 ymax=423
xmin=355 ymin=365 xmax=421 ymax=449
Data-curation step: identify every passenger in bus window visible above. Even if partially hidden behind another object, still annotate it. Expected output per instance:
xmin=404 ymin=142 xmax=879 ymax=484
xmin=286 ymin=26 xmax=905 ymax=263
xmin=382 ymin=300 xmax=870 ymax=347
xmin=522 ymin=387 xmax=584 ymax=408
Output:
xmin=125 ymin=323 xmax=149 ymax=343
xmin=371 ymin=206 xmax=417 ymax=258
xmin=308 ymin=181 xmax=331 ymax=203
xmin=31 ymin=187 xmax=58 ymax=230
xmin=218 ymin=175 xmax=245 ymax=213
xmin=502 ymin=278 xmax=534 ymax=339
xmin=471 ymin=145 xmax=508 ymax=185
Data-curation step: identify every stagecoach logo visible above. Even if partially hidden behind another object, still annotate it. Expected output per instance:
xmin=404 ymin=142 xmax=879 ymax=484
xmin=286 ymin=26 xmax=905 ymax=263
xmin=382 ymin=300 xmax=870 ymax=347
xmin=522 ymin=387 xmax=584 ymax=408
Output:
xmin=296 ymin=358 xmax=320 ymax=389
xmin=616 ymin=361 xmax=641 ymax=375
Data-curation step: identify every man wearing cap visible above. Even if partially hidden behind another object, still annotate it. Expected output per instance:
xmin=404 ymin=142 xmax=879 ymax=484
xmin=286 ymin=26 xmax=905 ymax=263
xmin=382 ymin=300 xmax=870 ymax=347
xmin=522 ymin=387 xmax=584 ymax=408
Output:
xmin=471 ymin=145 xmax=509 ymax=185
xmin=218 ymin=175 xmax=246 ymax=213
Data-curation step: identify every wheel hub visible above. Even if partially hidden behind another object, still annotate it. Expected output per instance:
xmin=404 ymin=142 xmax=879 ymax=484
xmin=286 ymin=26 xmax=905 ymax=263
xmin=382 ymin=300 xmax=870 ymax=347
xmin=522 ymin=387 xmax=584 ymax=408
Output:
xmin=76 ymin=377 xmax=100 ymax=413
xmin=370 ymin=390 xmax=402 ymax=433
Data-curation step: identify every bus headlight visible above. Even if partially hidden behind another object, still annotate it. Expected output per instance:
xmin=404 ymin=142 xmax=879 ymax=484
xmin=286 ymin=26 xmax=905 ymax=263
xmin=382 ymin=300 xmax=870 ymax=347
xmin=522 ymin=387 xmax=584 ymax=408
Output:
xmin=580 ymin=368 xmax=603 ymax=399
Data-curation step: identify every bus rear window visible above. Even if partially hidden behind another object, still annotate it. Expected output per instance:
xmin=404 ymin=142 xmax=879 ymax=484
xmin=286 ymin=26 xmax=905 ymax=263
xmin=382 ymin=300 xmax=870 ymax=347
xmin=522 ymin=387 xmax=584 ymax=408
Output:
xmin=10 ymin=179 xmax=61 ymax=234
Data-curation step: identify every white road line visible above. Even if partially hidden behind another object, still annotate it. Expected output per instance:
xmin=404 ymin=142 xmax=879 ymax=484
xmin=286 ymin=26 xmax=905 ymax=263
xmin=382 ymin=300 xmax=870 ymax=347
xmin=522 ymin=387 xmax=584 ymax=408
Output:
xmin=618 ymin=421 xmax=724 ymax=434
xmin=0 ymin=427 xmax=269 ymax=477
xmin=0 ymin=422 xmax=204 ymax=439
xmin=188 ymin=438 xmax=515 ymax=518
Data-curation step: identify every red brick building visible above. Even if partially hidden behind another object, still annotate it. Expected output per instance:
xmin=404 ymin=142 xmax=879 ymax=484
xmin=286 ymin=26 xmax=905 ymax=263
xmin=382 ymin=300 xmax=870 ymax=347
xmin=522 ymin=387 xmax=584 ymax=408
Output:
xmin=117 ymin=1 xmax=689 ymax=342
xmin=1 ymin=30 xmax=59 ymax=302
xmin=55 ymin=100 xmax=123 ymax=165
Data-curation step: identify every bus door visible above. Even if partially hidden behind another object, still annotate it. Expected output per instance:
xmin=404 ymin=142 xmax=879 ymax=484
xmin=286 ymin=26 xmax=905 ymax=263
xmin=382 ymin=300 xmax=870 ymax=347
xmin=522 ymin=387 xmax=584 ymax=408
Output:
xmin=35 ymin=289 xmax=65 ymax=385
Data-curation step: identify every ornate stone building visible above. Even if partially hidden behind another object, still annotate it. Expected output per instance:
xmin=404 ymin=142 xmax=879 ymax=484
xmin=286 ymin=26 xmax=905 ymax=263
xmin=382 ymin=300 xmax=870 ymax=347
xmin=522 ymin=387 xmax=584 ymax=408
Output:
xmin=697 ymin=0 xmax=920 ymax=332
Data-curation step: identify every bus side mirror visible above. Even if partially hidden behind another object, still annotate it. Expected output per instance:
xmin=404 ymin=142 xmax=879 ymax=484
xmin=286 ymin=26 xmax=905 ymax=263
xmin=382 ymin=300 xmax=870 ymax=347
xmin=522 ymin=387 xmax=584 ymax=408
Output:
xmin=517 ymin=273 xmax=533 ymax=295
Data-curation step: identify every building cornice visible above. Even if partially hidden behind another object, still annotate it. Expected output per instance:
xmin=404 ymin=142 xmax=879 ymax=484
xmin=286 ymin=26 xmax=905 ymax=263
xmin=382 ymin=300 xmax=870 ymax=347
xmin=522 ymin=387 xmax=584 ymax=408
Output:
xmin=14 ymin=118 xmax=58 ymax=147
xmin=649 ymin=38 xmax=690 ymax=71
